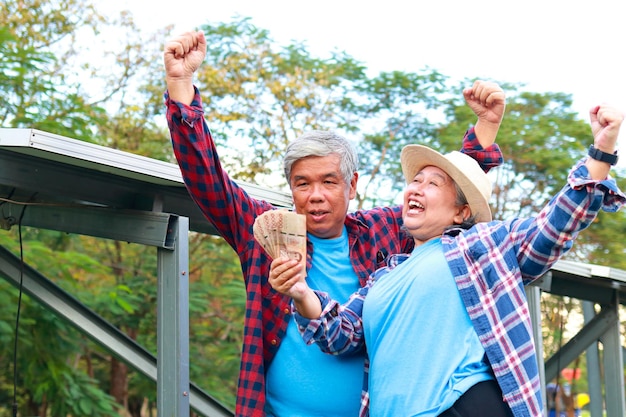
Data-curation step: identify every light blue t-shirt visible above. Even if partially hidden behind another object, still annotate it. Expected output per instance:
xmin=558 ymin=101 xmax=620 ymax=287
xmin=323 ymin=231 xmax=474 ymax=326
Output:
xmin=265 ymin=227 xmax=364 ymax=416
xmin=363 ymin=238 xmax=492 ymax=416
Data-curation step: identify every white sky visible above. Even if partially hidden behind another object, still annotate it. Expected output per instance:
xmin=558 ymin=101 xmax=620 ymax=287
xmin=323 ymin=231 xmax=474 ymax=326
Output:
xmin=104 ymin=0 xmax=626 ymax=167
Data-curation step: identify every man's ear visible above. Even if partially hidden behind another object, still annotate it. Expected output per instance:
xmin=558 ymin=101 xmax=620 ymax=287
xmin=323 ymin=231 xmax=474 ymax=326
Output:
xmin=349 ymin=172 xmax=358 ymax=199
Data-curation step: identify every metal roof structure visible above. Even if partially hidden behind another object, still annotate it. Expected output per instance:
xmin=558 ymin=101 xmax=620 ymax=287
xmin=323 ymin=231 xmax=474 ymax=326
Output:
xmin=528 ymin=260 xmax=626 ymax=416
xmin=0 ymin=128 xmax=624 ymax=416
xmin=0 ymin=128 xmax=293 ymax=417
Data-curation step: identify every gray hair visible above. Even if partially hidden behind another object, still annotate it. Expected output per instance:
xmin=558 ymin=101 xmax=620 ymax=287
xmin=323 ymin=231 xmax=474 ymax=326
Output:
xmin=283 ymin=130 xmax=359 ymax=186
xmin=453 ymin=182 xmax=477 ymax=229
xmin=438 ymin=183 xmax=478 ymax=234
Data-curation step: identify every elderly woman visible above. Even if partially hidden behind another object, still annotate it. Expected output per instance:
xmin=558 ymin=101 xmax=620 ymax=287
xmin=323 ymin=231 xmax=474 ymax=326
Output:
xmin=269 ymin=104 xmax=625 ymax=417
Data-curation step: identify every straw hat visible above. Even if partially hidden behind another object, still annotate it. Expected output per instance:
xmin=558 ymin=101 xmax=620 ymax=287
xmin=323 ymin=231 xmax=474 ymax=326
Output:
xmin=400 ymin=145 xmax=493 ymax=223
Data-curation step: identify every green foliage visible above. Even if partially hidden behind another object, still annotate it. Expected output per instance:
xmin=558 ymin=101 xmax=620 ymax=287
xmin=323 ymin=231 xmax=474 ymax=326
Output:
xmin=31 ymin=368 xmax=120 ymax=417
xmin=353 ymin=69 xmax=449 ymax=208
xmin=0 ymin=0 xmax=109 ymax=139
xmin=0 ymin=228 xmax=162 ymax=415
xmin=185 ymin=235 xmax=247 ymax=408
xmin=0 ymin=279 xmax=119 ymax=417
xmin=571 ymin=209 xmax=626 ymax=268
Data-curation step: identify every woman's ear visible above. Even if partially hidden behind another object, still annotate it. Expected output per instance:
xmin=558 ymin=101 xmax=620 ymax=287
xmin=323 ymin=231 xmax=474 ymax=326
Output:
xmin=453 ymin=205 xmax=471 ymax=225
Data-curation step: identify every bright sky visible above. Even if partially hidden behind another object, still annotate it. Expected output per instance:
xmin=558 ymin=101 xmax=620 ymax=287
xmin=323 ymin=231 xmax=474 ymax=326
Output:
xmin=104 ymin=0 xmax=626 ymax=167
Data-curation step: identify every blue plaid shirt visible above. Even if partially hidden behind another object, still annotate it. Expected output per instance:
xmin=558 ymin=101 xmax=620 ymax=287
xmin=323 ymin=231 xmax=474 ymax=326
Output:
xmin=295 ymin=158 xmax=625 ymax=417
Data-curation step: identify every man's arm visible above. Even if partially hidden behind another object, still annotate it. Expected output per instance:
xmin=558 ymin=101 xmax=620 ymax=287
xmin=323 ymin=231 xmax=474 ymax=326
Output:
xmin=163 ymin=30 xmax=207 ymax=105
xmin=457 ymin=80 xmax=506 ymax=172
xmin=164 ymin=31 xmax=273 ymax=254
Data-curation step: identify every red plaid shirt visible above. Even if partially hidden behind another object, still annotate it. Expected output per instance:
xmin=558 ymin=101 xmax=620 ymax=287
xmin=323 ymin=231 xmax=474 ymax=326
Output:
xmin=165 ymin=87 xmax=503 ymax=416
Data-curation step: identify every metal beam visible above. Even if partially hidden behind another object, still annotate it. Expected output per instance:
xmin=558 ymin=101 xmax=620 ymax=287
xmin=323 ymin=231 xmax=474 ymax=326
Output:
xmin=1 ymin=203 xmax=176 ymax=248
xmin=545 ymin=305 xmax=617 ymax=382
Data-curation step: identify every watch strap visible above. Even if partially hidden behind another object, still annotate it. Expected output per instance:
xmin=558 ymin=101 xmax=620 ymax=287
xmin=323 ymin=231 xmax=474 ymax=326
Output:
xmin=588 ymin=145 xmax=618 ymax=166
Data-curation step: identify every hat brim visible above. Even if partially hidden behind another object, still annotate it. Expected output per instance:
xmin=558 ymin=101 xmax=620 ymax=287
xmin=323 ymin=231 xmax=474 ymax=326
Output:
xmin=400 ymin=145 xmax=492 ymax=223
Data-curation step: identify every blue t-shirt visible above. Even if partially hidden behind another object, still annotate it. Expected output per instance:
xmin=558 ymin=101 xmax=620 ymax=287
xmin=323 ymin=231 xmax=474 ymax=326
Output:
xmin=265 ymin=227 xmax=364 ymax=416
xmin=363 ymin=238 xmax=492 ymax=416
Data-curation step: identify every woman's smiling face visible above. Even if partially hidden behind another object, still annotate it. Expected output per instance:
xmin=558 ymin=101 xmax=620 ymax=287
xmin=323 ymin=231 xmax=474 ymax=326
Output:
xmin=402 ymin=165 xmax=470 ymax=245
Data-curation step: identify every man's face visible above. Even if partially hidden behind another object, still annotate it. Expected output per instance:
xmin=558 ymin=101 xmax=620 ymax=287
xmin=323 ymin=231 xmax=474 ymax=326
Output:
xmin=289 ymin=154 xmax=357 ymax=239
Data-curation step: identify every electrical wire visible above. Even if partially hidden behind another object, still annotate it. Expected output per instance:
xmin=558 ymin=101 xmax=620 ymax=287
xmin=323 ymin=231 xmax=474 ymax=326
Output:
xmin=10 ymin=195 xmax=32 ymax=417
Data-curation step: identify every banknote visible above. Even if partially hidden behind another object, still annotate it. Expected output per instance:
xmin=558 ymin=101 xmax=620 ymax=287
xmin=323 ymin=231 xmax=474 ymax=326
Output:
xmin=253 ymin=209 xmax=306 ymax=270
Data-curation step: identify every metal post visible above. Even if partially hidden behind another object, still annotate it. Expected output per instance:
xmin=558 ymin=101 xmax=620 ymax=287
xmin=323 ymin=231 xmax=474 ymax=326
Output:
xmin=527 ymin=285 xmax=547 ymax=416
xmin=582 ymin=301 xmax=603 ymax=417
xmin=157 ymin=216 xmax=190 ymax=417
xmin=599 ymin=294 xmax=626 ymax=417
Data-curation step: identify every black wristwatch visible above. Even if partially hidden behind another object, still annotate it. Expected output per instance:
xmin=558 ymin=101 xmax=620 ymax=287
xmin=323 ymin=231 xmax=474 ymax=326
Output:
xmin=588 ymin=145 xmax=619 ymax=166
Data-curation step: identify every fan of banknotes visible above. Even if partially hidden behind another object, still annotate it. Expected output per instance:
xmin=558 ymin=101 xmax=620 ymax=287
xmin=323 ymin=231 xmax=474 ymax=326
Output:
xmin=253 ymin=209 xmax=307 ymax=268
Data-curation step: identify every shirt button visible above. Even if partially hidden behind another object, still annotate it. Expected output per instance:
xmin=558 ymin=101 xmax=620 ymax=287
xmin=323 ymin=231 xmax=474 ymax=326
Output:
xmin=271 ymin=339 xmax=278 ymax=345
xmin=283 ymin=308 xmax=290 ymax=314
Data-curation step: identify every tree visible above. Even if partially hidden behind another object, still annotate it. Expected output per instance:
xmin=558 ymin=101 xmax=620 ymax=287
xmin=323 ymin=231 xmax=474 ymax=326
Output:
xmin=0 ymin=0 xmax=107 ymax=138
xmin=351 ymin=69 xmax=449 ymax=209
xmin=192 ymin=17 xmax=367 ymax=186
xmin=0 ymin=0 xmax=173 ymax=415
